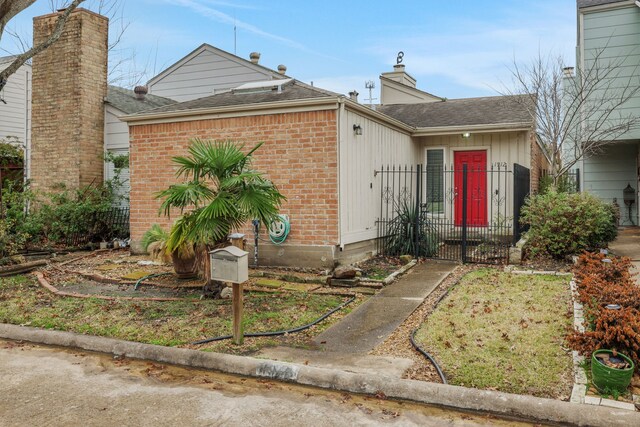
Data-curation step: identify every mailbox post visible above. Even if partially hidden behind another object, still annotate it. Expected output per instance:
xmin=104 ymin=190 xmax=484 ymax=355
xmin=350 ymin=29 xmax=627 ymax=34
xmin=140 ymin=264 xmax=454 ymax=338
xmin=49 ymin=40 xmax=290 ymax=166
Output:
xmin=209 ymin=246 xmax=249 ymax=345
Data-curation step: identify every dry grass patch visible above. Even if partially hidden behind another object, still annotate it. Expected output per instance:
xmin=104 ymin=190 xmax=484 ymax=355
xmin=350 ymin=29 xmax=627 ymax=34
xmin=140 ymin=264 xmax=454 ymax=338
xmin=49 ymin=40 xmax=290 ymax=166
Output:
xmin=0 ymin=275 xmax=356 ymax=353
xmin=415 ymin=269 xmax=573 ymax=398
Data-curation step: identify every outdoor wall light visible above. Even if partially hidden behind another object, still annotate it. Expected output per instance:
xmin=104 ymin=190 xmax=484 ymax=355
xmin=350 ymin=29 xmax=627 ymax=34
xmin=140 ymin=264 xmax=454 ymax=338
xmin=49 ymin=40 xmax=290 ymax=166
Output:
xmin=462 ymin=132 xmax=471 ymax=138
xmin=353 ymin=124 xmax=363 ymax=136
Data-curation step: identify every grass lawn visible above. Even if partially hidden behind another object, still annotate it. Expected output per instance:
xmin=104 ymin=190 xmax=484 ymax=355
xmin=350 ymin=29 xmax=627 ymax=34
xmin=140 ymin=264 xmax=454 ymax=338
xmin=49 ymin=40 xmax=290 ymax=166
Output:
xmin=0 ymin=275 xmax=352 ymax=352
xmin=415 ymin=269 xmax=573 ymax=398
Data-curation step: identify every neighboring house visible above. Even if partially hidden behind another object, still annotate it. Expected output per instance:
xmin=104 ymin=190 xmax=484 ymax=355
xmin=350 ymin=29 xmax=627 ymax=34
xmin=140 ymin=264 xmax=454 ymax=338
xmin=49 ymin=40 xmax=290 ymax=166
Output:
xmin=0 ymin=56 xmax=31 ymax=179
xmin=122 ymin=65 xmax=542 ymax=268
xmin=147 ymin=43 xmax=287 ymax=102
xmin=570 ymin=0 xmax=640 ymax=223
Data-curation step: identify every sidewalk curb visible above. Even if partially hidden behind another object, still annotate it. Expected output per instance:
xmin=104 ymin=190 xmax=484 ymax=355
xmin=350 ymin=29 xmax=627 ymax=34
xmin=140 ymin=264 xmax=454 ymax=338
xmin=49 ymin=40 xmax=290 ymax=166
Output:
xmin=1 ymin=323 xmax=638 ymax=426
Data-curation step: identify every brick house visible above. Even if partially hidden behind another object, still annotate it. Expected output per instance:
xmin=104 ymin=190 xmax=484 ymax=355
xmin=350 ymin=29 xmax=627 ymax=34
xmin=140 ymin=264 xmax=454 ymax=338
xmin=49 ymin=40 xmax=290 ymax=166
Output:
xmin=25 ymin=8 xmax=545 ymax=267
xmin=123 ymin=73 xmax=544 ymax=267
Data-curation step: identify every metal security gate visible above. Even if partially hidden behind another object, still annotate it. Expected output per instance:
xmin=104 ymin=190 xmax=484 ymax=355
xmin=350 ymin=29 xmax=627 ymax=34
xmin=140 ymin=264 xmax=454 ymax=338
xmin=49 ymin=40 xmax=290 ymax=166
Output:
xmin=376 ymin=162 xmax=526 ymax=264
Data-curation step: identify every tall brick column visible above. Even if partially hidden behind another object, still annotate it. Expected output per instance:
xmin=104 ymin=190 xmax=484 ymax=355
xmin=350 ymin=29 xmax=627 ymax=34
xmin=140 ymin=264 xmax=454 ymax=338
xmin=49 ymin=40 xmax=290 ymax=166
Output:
xmin=30 ymin=9 xmax=108 ymax=193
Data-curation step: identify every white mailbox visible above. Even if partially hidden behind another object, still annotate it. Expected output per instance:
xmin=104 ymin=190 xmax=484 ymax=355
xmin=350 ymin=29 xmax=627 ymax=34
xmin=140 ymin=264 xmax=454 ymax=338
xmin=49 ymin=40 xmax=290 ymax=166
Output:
xmin=209 ymin=246 xmax=249 ymax=284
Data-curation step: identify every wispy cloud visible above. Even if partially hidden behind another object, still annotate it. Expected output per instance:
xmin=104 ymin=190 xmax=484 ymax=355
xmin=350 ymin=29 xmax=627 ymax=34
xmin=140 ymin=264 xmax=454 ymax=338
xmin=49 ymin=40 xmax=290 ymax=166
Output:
xmin=161 ymin=0 xmax=307 ymax=50
xmin=196 ymin=0 xmax=262 ymax=10
xmin=364 ymin=3 xmax=575 ymax=97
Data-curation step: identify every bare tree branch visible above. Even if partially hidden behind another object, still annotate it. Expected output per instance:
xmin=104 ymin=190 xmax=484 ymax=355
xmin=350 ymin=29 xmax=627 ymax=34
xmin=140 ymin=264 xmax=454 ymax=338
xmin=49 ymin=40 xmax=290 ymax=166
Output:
xmin=500 ymin=46 xmax=640 ymax=187
xmin=0 ymin=0 xmax=85 ymax=92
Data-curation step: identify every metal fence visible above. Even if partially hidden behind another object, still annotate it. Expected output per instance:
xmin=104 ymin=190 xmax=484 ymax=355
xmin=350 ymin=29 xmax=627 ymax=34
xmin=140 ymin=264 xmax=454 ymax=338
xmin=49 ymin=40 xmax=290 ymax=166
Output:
xmin=376 ymin=163 xmax=530 ymax=264
xmin=540 ymin=169 xmax=580 ymax=193
xmin=66 ymin=207 xmax=130 ymax=247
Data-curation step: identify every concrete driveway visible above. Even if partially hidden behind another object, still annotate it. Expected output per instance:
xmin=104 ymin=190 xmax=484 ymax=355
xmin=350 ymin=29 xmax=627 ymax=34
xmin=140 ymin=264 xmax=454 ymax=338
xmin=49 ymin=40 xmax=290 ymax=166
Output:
xmin=608 ymin=226 xmax=640 ymax=280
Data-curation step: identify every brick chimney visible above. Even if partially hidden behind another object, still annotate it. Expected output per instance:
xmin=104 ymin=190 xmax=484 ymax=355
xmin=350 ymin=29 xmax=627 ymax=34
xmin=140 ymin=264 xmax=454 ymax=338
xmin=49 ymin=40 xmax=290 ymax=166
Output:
xmin=30 ymin=8 xmax=109 ymax=193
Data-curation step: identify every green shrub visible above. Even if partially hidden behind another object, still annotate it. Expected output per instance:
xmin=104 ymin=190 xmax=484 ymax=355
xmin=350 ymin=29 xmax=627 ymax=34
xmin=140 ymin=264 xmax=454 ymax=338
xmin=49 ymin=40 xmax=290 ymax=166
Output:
xmin=521 ymin=191 xmax=617 ymax=259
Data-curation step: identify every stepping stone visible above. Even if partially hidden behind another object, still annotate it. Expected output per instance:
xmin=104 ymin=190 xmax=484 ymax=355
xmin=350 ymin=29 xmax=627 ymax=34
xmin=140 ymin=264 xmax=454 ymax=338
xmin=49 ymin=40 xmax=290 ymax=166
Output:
xmin=96 ymin=264 xmax=120 ymax=271
xmin=282 ymin=283 xmax=318 ymax=292
xmin=254 ymin=278 xmax=284 ymax=289
xmin=121 ymin=271 xmax=153 ymax=281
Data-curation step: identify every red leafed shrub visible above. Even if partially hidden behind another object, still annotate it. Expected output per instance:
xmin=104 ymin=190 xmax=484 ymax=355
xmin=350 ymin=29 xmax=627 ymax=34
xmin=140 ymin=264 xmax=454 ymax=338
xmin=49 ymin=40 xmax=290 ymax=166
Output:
xmin=568 ymin=252 xmax=640 ymax=368
xmin=573 ymin=252 xmax=633 ymax=285
xmin=567 ymin=306 xmax=640 ymax=367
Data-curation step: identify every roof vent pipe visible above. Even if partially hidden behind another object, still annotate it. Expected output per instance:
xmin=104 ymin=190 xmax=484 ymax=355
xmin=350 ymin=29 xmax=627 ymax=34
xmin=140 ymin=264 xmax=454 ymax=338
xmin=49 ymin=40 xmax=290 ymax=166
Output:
xmin=277 ymin=64 xmax=287 ymax=75
xmin=134 ymin=85 xmax=148 ymax=100
xmin=348 ymin=90 xmax=359 ymax=102
xmin=250 ymin=52 xmax=261 ymax=64
xmin=563 ymin=67 xmax=575 ymax=77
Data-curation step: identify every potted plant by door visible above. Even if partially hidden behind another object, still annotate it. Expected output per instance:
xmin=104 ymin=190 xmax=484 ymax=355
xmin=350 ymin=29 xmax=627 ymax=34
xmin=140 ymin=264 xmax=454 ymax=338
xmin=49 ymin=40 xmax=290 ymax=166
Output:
xmin=591 ymin=349 xmax=635 ymax=394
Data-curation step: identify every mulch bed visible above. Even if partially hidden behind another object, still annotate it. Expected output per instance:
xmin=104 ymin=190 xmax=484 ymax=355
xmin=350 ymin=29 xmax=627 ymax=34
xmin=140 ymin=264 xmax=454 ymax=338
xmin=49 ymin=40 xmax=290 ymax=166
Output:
xmin=356 ymin=256 xmax=405 ymax=280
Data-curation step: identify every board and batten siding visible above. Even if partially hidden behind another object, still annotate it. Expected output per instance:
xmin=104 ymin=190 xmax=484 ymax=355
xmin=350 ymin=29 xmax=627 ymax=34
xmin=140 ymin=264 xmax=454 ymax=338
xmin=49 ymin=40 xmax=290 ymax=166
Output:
xmin=418 ymin=131 xmax=531 ymax=219
xmin=580 ymin=3 xmax=640 ymax=140
xmin=339 ymin=108 xmax=417 ymax=245
xmin=583 ymin=142 xmax=638 ymax=221
xmin=148 ymin=48 xmax=278 ymax=102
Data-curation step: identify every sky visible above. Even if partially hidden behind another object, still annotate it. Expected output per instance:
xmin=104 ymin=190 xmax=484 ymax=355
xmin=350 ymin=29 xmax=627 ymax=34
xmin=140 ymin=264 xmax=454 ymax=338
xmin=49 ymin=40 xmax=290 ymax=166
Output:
xmin=0 ymin=0 xmax=577 ymax=100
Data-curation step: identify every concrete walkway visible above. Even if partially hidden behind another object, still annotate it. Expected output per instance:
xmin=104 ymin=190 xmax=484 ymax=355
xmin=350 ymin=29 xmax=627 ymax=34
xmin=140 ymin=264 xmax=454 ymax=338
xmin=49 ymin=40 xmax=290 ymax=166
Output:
xmin=255 ymin=260 xmax=456 ymax=378
xmin=608 ymin=226 xmax=640 ymax=281
xmin=314 ymin=260 xmax=455 ymax=353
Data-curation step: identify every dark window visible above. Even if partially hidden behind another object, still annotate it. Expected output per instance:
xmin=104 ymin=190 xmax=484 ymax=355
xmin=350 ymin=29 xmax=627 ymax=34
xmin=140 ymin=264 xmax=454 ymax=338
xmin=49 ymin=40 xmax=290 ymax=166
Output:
xmin=426 ymin=149 xmax=444 ymax=214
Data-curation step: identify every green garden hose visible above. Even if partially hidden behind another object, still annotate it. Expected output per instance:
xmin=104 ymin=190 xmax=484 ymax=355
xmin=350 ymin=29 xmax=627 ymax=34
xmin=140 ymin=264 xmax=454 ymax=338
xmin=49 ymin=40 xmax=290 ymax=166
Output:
xmin=134 ymin=273 xmax=173 ymax=291
xmin=268 ymin=214 xmax=290 ymax=245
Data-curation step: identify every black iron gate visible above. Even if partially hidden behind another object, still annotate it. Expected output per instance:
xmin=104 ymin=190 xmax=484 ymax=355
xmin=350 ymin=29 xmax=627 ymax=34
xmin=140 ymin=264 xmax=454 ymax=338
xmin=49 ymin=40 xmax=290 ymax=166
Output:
xmin=513 ymin=164 xmax=531 ymax=244
xmin=376 ymin=162 xmax=524 ymax=264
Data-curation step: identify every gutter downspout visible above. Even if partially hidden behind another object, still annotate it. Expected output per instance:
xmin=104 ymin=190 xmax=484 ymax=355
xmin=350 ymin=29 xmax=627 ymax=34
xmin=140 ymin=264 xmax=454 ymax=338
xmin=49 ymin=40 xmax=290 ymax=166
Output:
xmin=337 ymin=97 xmax=345 ymax=254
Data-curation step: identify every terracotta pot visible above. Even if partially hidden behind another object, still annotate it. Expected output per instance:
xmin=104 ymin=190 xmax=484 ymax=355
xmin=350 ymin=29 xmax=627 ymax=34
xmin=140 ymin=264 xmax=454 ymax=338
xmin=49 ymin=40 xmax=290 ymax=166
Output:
xmin=171 ymin=249 xmax=198 ymax=279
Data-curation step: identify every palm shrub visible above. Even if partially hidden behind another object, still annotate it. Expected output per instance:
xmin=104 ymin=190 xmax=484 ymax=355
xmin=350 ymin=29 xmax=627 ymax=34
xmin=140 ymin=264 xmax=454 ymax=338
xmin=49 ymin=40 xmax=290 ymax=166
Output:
xmin=383 ymin=200 xmax=438 ymax=257
xmin=156 ymin=139 xmax=285 ymax=268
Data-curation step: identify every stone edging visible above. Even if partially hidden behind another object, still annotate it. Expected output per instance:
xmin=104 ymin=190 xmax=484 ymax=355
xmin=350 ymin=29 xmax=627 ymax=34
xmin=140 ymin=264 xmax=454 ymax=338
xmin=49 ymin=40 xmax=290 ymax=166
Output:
xmin=383 ymin=259 xmax=418 ymax=285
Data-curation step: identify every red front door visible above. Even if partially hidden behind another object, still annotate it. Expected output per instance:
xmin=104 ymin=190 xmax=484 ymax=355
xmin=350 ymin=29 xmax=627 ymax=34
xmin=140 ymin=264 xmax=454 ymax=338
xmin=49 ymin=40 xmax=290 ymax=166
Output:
xmin=454 ymin=150 xmax=487 ymax=227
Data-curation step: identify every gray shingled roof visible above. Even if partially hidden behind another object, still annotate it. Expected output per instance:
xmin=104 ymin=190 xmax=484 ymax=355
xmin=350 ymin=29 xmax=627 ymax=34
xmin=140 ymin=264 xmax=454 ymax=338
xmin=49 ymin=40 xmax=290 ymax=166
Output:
xmin=106 ymin=86 xmax=177 ymax=114
xmin=377 ymin=95 xmax=533 ymax=128
xmin=136 ymin=80 xmax=337 ymax=115
xmin=577 ymin=0 xmax=627 ymax=8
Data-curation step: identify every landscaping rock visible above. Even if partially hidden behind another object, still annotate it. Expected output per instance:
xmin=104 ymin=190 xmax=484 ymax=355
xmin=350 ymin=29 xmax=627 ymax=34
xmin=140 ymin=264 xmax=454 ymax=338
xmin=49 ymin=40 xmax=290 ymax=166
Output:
xmin=333 ymin=266 xmax=357 ymax=279
xmin=399 ymin=255 xmax=413 ymax=265
xmin=220 ymin=287 xmax=232 ymax=299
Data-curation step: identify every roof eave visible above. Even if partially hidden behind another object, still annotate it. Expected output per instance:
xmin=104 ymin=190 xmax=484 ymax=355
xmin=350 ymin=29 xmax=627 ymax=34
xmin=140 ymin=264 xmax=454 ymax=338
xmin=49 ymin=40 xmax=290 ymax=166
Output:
xmin=413 ymin=122 xmax=533 ymax=136
xmin=342 ymin=99 xmax=414 ymax=133
xmin=121 ymin=96 xmax=340 ymax=125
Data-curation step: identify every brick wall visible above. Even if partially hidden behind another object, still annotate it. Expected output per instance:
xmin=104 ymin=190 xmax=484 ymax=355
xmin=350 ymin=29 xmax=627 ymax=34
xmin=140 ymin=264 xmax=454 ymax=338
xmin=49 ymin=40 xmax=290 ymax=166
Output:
xmin=30 ymin=9 xmax=108 ymax=193
xmin=529 ymin=130 xmax=548 ymax=193
xmin=129 ymin=110 xmax=339 ymax=247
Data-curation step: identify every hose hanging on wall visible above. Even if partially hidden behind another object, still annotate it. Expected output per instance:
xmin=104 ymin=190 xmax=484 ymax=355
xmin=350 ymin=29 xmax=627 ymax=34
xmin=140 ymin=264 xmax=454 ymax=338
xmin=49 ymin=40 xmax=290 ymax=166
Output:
xmin=268 ymin=214 xmax=290 ymax=245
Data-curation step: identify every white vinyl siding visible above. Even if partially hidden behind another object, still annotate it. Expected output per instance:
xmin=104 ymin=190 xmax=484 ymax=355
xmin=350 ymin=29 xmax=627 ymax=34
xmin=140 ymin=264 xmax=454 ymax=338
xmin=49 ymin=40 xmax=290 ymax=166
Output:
xmin=338 ymin=108 xmax=417 ymax=245
xmin=148 ymin=48 xmax=277 ymax=102
xmin=0 ymin=63 xmax=31 ymax=147
xmin=104 ymin=105 xmax=129 ymax=151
